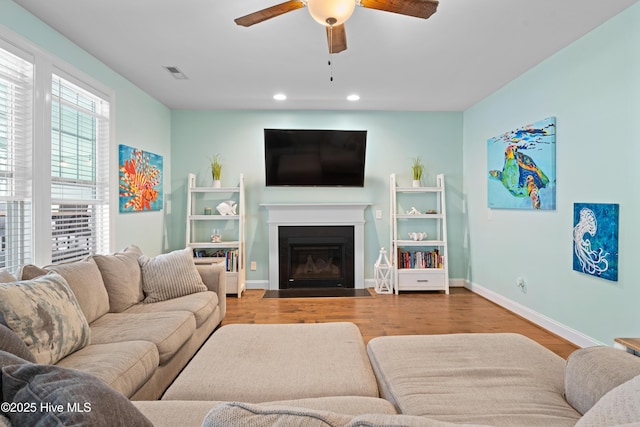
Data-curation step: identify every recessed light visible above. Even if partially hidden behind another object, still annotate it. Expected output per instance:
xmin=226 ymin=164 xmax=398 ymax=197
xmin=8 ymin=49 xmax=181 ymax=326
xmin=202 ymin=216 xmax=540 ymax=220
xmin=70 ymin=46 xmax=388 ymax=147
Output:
xmin=273 ymin=93 xmax=287 ymax=101
xmin=347 ymin=94 xmax=360 ymax=101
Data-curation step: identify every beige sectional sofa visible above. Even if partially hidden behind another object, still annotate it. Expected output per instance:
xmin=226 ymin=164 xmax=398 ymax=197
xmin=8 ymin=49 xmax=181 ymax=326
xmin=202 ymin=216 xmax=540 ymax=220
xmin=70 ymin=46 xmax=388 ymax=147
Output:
xmin=2 ymin=254 xmax=640 ymax=427
xmin=0 ymin=245 xmax=226 ymax=402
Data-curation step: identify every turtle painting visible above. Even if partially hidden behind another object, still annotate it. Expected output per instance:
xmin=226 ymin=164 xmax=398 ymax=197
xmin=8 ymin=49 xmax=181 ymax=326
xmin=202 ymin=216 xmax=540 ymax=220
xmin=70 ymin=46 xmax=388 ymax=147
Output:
xmin=487 ymin=117 xmax=556 ymax=210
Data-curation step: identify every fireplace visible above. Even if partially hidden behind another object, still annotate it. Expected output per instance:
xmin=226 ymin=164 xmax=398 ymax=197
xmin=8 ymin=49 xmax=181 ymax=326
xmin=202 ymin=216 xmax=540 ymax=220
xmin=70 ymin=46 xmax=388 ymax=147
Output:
xmin=263 ymin=203 xmax=370 ymax=291
xmin=278 ymin=226 xmax=354 ymax=289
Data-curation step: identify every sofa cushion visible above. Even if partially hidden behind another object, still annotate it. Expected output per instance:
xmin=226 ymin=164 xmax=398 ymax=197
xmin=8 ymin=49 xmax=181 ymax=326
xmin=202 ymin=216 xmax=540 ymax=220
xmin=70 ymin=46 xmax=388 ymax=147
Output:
xmin=2 ymin=362 xmax=152 ymax=426
xmin=90 ymin=311 xmax=195 ymax=364
xmin=367 ymin=333 xmax=581 ymax=427
xmin=202 ymin=402 xmax=489 ymax=427
xmin=0 ymin=324 xmax=36 ymax=362
xmin=575 ymin=374 xmax=640 ymax=426
xmin=56 ymin=341 xmax=159 ymax=398
xmin=92 ymin=245 xmax=144 ymax=312
xmin=565 ymin=346 xmax=640 ymax=415
xmin=139 ymin=247 xmax=207 ymax=303
xmin=124 ymin=291 xmax=217 ymax=328
xmin=134 ymin=397 xmax=398 ymax=427
xmin=0 ymin=274 xmax=90 ymax=364
xmin=20 ymin=258 xmax=110 ymax=324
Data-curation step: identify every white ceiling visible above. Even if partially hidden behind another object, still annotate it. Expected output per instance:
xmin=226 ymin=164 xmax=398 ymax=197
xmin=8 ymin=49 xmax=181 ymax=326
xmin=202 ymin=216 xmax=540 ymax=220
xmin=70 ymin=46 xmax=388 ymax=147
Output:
xmin=13 ymin=0 xmax=638 ymax=111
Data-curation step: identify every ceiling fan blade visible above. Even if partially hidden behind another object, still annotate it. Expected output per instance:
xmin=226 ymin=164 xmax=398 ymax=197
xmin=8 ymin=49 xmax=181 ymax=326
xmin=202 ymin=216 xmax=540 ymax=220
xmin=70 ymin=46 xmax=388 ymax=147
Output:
xmin=326 ymin=24 xmax=347 ymax=54
xmin=359 ymin=0 xmax=438 ymax=19
xmin=235 ymin=0 xmax=305 ymax=27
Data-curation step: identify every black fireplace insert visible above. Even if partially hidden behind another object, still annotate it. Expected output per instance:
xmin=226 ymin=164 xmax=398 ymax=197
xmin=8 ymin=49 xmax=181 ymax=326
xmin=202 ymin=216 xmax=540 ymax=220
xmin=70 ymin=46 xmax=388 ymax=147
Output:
xmin=278 ymin=226 xmax=354 ymax=289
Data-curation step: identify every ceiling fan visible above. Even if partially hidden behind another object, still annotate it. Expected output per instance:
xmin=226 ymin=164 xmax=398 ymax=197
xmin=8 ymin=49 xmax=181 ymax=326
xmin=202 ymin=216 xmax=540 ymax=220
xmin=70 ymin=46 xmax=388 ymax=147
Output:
xmin=234 ymin=0 xmax=439 ymax=54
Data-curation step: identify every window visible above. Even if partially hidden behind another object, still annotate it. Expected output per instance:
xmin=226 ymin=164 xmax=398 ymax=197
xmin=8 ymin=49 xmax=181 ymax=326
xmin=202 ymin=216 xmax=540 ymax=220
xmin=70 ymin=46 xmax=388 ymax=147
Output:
xmin=0 ymin=42 xmax=33 ymax=272
xmin=0 ymin=30 xmax=112 ymax=272
xmin=51 ymin=75 xmax=110 ymax=263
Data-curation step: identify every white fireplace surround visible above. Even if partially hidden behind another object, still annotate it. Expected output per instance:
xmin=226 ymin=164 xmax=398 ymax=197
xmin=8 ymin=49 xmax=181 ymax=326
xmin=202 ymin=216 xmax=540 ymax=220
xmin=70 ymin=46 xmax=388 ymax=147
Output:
xmin=262 ymin=203 xmax=370 ymax=290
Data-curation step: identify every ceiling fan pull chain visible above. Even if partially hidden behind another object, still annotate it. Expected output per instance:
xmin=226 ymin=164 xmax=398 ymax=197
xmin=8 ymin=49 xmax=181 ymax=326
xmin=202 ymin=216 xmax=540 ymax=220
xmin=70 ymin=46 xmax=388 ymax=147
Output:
xmin=327 ymin=17 xmax=336 ymax=82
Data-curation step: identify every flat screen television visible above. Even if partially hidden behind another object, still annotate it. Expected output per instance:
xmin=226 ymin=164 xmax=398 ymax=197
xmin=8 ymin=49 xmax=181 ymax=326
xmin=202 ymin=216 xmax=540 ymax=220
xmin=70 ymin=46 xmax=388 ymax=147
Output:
xmin=264 ymin=129 xmax=367 ymax=187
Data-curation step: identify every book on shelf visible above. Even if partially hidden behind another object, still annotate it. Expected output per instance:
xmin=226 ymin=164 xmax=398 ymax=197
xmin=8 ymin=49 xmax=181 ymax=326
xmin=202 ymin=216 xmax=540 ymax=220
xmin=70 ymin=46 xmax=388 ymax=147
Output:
xmin=397 ymin=248 xmax=443 ymax=269
xmin=193 ymin=249 xmax=239 ymax=272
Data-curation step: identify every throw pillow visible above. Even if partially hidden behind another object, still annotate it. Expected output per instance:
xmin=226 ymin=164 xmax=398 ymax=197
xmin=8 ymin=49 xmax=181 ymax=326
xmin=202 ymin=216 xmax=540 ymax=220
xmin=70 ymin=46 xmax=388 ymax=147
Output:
xmin=0 ymin=274 xmax=90 ymax=364
xmin=576 ymin=374 xmax=640 ymax=426
xmin=2 ymin=363 xmax=153 ymax=427
xmin=0 ymin=269 xmax=16 ymax=283
xmin=40 ymin=258 xmax=110 ymax=324
xmin=92 ymin=245 xmax=145 ymax=312
xmin=0 ymin=324 xmax=36 ymax=362
xmin=139 ymin=247 xmax=207 ymax=303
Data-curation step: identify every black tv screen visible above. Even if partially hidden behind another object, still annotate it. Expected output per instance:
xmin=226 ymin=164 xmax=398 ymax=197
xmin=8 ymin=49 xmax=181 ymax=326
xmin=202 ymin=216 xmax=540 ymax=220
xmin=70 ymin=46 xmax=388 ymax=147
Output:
xmin=264 ymin=129 xmax=367 ymax=187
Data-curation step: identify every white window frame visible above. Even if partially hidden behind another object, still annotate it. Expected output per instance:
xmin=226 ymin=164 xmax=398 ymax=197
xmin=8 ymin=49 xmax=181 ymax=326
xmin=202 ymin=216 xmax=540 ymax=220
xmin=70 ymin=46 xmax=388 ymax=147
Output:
xmin=0 ymin=25 xmax=115 ymax=269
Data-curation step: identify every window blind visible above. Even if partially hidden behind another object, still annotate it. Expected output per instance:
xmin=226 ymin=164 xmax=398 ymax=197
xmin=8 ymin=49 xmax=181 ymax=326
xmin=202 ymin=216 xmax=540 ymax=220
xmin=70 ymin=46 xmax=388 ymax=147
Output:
xmin=51 ymin=74 xmax=109 ymax=263
xmin=0 ymin=43 xmax=33 ymax=273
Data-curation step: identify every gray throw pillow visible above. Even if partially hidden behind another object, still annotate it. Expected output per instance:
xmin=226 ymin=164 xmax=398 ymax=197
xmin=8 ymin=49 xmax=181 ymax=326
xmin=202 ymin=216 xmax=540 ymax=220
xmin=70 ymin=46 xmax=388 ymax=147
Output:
xmin=2 ymin=363 xmax=153 ymax=427
xmin=0 ymin=324 xmax=36 ymax=363
xmin=0 ymin=274 xmax=90 ymax=364
xmin=139 ymin=247 xmax=207 ymax=303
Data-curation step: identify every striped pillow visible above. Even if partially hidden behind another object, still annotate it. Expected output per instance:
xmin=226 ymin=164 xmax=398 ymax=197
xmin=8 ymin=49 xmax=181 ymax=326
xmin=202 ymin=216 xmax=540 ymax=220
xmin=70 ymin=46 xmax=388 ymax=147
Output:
xmin=139 ymin=248 xmax=207 ymax=303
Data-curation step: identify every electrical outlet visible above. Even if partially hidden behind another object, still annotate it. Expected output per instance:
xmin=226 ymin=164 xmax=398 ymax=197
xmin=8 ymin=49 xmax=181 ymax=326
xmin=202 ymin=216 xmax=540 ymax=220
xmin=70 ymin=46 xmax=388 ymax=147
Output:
xmin=375 ymin=210 xmax=383 ymax=220
xmin=250 ymin=261 xmax=257 ymax=271
xmin=516 ymin=277 xmax=526 ymax=292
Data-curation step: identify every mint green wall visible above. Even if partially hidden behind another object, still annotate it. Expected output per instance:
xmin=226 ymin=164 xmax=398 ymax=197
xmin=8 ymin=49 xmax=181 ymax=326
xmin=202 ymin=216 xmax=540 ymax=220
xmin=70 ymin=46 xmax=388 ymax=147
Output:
xmin=1 ymin=0 xmax=172 ymax=256
xmin=170 ymin=110 xmax=463 ymax=282
xmin=462 ymin=3 xmax=640 ymax=345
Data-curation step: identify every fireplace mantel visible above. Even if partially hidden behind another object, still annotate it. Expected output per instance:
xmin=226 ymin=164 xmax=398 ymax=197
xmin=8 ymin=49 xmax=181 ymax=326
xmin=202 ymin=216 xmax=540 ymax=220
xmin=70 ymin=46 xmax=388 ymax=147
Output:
xmin=262 ymin=203 xmax=371 ymax=290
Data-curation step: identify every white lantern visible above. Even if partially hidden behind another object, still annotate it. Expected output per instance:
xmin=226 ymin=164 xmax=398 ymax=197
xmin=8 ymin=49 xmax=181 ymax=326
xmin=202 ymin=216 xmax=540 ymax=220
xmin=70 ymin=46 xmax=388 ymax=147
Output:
xmin=374 ymin=247 xmax=393 ymax=294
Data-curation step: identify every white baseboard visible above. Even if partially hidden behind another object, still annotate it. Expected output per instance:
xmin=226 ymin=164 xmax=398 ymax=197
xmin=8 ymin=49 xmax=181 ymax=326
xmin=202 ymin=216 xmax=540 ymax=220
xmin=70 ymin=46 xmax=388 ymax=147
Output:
xmin=246 ymin=280 xmax=269 ymax=290
xmin=465 ymin=280 xmax=603 ymax=348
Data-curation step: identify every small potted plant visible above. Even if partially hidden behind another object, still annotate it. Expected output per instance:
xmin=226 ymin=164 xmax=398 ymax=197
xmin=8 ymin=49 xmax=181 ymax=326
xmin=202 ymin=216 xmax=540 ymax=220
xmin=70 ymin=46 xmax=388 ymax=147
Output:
xmin=210 ymin=154 xmax=222 ymax=187
xmin=411 ymin=157 xmax=424 ymax=187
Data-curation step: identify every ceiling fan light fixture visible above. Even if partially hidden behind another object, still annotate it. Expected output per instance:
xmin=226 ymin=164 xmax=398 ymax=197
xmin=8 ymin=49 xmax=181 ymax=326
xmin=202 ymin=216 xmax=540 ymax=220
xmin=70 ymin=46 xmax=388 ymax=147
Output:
xmin=273 ymin=93 xmax=287 ymax=101
xmin=307 ymin=0 xmax=355 ymax=26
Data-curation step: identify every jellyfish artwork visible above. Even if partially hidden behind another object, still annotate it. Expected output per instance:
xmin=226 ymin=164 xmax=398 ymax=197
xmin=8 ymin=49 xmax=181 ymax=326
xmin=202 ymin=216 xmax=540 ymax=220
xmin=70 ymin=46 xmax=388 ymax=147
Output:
xmin=573 ymin=207 xmax=609 ymax=276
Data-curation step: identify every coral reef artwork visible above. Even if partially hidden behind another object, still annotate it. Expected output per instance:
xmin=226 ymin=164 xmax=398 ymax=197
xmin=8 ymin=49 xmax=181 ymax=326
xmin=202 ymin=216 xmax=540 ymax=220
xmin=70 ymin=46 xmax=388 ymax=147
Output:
xmin=573 ymin=203 xmax=619 ymax=282
xmin=119 ymin=144 xmax=163 ymax=212
xmin=487 ymin=117 xmax=556 ymax=210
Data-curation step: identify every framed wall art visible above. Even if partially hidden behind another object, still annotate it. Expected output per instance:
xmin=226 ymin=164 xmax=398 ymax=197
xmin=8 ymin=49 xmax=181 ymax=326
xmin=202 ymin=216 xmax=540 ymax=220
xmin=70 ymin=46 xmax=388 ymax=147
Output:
xmin=118 ymin=144 xmax=163 ymax=212
xmin=573 ymin=203 xmax=619 ymax=282
xmin=487 ymin=117 xmax=556 ymax=210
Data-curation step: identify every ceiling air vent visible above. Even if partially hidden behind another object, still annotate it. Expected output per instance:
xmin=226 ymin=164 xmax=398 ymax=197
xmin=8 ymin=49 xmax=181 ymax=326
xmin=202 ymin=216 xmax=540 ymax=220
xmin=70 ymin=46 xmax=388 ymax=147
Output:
xmin=164 ymin=66 xmax=188 ymax=80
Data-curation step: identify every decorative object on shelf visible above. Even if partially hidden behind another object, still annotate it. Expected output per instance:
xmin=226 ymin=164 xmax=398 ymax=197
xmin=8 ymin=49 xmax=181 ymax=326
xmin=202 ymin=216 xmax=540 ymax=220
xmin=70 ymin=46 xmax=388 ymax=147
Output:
xmin=210 ymin=154 xmax=222 ymax=188
xmin=572 ymin=203 xmax=619 ymax=282
xmin=210 ymin=228 xmax=221 ymax=243
xmin=374 ymin=247 xmax=392 ymax=294
xmin=204 ymin=207 xmax=212 ymax=215
xmin=411 ymin=157 xmax=424 ymax=187
xmin=118 ymin=144 xmax=163 ymax=212
xmin=408 ymin=232 xmax=427 ymax=241
xmin=216 ymin=200 xmax=237 ymax=216
xmin=407 ymin=207 xmax=421 ymax=215
xmin=488 ymin=116 xmax=556 ymax=210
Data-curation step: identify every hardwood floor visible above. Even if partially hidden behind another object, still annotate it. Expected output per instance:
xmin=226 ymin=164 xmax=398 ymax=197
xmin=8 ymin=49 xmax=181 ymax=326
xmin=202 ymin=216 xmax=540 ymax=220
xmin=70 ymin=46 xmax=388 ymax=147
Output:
xmin=223 ymin=287 xmax=579 ymax=359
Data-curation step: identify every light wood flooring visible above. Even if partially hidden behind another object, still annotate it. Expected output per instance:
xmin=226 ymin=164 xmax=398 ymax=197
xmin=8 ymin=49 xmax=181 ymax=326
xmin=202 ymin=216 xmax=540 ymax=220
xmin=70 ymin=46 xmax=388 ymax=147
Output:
xmin=223 ymin=287 xmax=578 ymax=359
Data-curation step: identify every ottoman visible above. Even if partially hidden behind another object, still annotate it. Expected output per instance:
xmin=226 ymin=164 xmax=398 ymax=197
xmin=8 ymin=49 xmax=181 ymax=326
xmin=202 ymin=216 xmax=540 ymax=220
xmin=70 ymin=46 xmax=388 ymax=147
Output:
xmin=162 ymin=322 xmax=379 ymax=403
xmin=367 ymin=333 xmax=582 ymax=427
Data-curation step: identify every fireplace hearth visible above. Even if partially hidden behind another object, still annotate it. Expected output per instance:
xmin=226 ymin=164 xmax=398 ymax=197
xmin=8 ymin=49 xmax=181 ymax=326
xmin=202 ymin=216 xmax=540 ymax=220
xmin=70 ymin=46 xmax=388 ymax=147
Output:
xmin=279 ymin=226 xmax=354 ymax=289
